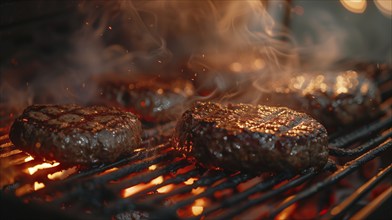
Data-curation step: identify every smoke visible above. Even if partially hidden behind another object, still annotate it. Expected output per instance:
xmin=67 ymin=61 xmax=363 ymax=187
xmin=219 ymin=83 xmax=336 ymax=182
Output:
xmin=4 ymin=0 xmax=387 ymax=112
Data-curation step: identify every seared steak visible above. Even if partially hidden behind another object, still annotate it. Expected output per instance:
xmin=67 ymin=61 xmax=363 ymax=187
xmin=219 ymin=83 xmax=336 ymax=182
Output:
xmin=9 ymin=104 xmax=142 ymax=165
xmin=99 ymin=78 xmax=195 ymax=123
xmin=172 ymin=102 xmax=328 ymax=173
xmin=259 ymin=70 xmax=381 ymax=131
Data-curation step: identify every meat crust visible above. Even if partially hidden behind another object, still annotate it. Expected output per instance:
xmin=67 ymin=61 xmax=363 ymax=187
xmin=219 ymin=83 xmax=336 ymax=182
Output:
xmin=9 ymin=104 xmax=142 ymax=165
xmin=260 ymin=70 xmax=381 ymax=131
xmin=99 ymin=78 xmax=195 ymax=123
xmin=172 ymin=102 xmax=329 ymax=173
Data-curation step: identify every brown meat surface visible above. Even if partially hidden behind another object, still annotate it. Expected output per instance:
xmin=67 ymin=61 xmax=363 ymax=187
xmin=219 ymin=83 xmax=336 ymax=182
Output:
xmin=172 ymin=102 xmax=329 ymax=173
xmin=99 ymin=78 xmax=195 ymax=123
xmin=9 ymin=104 xmax=142 ymax=165
xmin=259 ymin=70 xmax=381 ymax=131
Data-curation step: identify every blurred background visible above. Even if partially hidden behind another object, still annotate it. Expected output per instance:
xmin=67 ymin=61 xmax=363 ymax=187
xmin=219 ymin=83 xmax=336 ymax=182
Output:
xmin=1 ymin=0 xmax=391 ymax=109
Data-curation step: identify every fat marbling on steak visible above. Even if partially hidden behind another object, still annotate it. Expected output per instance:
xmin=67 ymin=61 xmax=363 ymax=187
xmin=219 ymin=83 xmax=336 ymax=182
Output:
xmin=172 ymin=102 xmax=329 ymax=173
xmin=9 ymin=104 xmax=142 ymax=165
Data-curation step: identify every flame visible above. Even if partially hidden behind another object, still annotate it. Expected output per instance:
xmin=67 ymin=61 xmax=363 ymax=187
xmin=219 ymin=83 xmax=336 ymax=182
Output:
xmin=191 ymin=198 xmax=206 ymax=216
xmin=122 ymin=184 xmax=150 ymax=198
xmin=151 ymin=176 xmax=164 ymax=185
xmin=24 ymin=156 xmax=34 ymax=162
xmin=340 ymin=0 xmax=367 ymax=14
xmin=184 ymin=177 xmax=198 ymax=185
xmin=191 ymin=187 xmax=205 ymax=195
xmin=148 ymin=165 xmax=157 ymax=170
xmin=157 ymin=184 xmax=174 ymax=193
xmin=34 ymin=182 xmax=45 ymax=190
xmin=26 ymin=162 xmax=60 ymax=175
xmin=47 ymin=167 xmax=77 ymax=180
xmin=275 ymin=203 xmax=297 ymax=220
xmin=122 ymin=176 xmax=166 ymax=198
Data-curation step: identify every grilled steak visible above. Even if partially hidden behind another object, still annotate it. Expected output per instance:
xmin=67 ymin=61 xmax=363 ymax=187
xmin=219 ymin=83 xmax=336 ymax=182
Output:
xmin=99 ymin=78 xmax=195 ymax=123
xmin=259 ymin=70 xmax=381 ymax=131
xmin=172 ymin=102 xmax=328 ymax=173
xmin=9 ymin=104 xmax=142 ymax=165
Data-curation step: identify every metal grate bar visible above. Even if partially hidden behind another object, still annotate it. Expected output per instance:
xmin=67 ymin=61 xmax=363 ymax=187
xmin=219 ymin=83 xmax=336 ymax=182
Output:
xmin=199 ymin=173 xmax=294 ymax=219
xmin=324 ymin=163 xmax=392 ymax=220
xmin=329 ymin=131 xmax=392 ymax=156
xmin=215 ymin=171 xmax=316 ymax=220
xmin=268 ymin=141 xmax=391 ymax=218
xmin=26 ymin=142 xmax=170 ymax=197
xmin=211 ymin=160 xmax=337 ymax=220
xmin=349 ymin=186 xmax=392 ymax=220
xmin=47 ymin=154 xmax=178 ymax=206
xmin=105 ymin=168 xmax=202 ymax=215
xmin=329 ymin=116 xmax=392 ymax=148
xmin=148 ymin=173 xmax=254 ymax=218
xmin=109 ymin=158 xmax=189 ymax=192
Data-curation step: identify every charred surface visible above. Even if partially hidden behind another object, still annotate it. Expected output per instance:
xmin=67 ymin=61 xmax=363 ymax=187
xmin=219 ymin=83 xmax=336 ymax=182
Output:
xmin=172 ymin=102 xmax=329 ymax=173
xmin=9 ymin=104 xmax=142 ymax=165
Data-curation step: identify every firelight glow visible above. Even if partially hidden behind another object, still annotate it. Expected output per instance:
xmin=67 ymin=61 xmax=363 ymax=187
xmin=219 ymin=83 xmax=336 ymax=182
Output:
xmin=340 ymin=0 xmax=367 ymax=14
xmin=191 ymin=198 xmax=206 ymax=216
xmin=27 ymin=161 xmax=60 ymax=175
xmin=375 ymin=0 xmax=392 ymax=17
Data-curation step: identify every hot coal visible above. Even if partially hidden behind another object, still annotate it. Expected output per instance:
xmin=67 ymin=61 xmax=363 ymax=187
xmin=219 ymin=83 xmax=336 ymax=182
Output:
xmin=172 ymin=102 xmax=328 ymax=174
xmin=9 ymin=104 xmax=142 ymax=165
xmin=99 ymin=78 xmax=195 ymax=123
xmin=259 ymin=70 xmax=381 ymax=131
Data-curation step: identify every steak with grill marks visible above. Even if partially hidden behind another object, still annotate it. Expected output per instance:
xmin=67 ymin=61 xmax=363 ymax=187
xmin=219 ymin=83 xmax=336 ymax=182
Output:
xmin=259 ymin=70 xmax=381 ymax=131
xmin=9 ymin=104 xmax=142 ymax=165
xmin=172 ymin=102 xmax=329 ymax=173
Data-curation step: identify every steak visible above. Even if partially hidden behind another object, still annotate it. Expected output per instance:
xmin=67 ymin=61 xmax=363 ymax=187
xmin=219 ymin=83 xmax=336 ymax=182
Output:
xmin=9 ymin=104 xmax=142 ymax=165
xmin=99 ymin=78 xmax=195 ymax=123
xmin=172 ymin=102 xmax=328 ymax=173
xmin=259 ymin=70 xmax=381 ymax=131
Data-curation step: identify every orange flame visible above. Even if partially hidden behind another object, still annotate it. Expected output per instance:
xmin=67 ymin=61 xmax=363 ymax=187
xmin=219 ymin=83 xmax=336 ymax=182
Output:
xmin=191 ymin=198 xmax=206 ymax=216
xmin=26 ymin=162 xmax=60 ymax=175
xmin=184 ymin=177 xmax=198 ymax=185
xmin=191 ymin=187 xmax=205 ymax=195
xmin=122 ymin=175 xmax=166 ymax=198
xmin=34 ymin=182 xmax=45 ymax=191
xmin=122 ymin=184 xmax=151 ymax=198
xmin=47 ymin=167 xmax=77 ymax=180
xmin=157 ymin=184 xmax=175 ymax=193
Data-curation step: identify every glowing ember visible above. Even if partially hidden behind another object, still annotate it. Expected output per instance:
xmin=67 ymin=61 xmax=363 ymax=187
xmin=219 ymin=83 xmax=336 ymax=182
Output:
xmin=275 ymin=196 xmax=297 ymax=220
xmin=151 ymin=176 xmax=164 ymax=185
xmin=191 ymin=187 xmax=205 ymax=195
xmin=27 ymin=162 xmax=60 ymax=175
xmin=191 ymin=206 xmax=203 ymax=216
xmin=47 ymin=167 xmax=77 ymax=180
xmin=157 ymin=184 xmax=174 ymax=193
xmin=122 ymin=176 xmax=166 ymax=198
xmin=148 ymin=165 xmax=157 ymax=170
xmin=122 ymin=184 xmax=150 ymax=198
xmin=191 ymin=199 xmax=206 ymax=216
xmin=34 ymin=182 xmax=45 ymax=191
xmin=24 ymin=156 xmax=34 ymax=162
xmin=184 ymin=177 xmax=197 ymax=185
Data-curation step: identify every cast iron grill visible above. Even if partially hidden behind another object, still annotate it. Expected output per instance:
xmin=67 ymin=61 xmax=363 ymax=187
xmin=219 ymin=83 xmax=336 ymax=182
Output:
xmin=0 ymin=73 xmax=391 ymax=220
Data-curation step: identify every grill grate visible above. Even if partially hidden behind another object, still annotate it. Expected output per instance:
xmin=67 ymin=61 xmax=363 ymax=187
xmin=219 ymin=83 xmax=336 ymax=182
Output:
xmin=1 ymin=76 xmax=391 ymax=220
